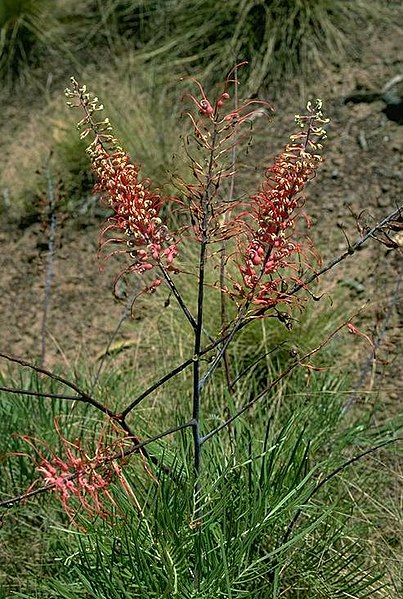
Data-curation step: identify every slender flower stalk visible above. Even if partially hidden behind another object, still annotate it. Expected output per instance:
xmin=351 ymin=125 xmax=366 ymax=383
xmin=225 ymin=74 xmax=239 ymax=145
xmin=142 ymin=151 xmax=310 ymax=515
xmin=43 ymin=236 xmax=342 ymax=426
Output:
xmin=180 ymin=65 xmax=274 ymax=246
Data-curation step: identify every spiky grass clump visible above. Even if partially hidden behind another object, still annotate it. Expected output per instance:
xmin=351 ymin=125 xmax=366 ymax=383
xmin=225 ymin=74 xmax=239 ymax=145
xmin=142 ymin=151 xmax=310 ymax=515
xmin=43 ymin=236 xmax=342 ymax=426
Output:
xmin=140 ymin=0 xmax=386 ymax=92
xmin=1 ymin=335 xmax=401 ymax=597
xmin=0 ymin=0 xmax=61 ymax=83
xmin=30 ymin=378 xmax=397 ymax=599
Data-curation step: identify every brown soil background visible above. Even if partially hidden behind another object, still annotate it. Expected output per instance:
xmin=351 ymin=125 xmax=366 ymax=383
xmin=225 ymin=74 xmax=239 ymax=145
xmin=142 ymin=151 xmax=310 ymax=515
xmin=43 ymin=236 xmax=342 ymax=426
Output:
xmin=0 ymin=16 xmax=401 ymax=406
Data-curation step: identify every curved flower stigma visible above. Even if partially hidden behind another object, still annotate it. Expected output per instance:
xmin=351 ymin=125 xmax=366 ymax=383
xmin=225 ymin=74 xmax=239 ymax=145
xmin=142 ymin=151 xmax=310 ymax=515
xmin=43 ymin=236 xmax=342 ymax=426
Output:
xmin=182 ymin=62 xmax=273 ymax=135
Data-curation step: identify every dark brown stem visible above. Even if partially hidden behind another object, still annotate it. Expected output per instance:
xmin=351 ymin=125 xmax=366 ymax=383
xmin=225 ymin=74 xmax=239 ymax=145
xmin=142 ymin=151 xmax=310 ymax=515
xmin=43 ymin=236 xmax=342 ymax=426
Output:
xmin=293 ymin=205 xmax=403 ymax=294
xmin=0 ymin=352 xmax=114 ymax=418
xmin=0 ymin=387 xmax=84 ymax=401
xmin=158 ymin=262 xmax=197 ymax=331
xmin=281 ymin=437 xmax=402 ymax=547
xmin=120 ymin=356 xmax=194 ymax=420
xmin=0 ymin=352 xmax=147 ymax=459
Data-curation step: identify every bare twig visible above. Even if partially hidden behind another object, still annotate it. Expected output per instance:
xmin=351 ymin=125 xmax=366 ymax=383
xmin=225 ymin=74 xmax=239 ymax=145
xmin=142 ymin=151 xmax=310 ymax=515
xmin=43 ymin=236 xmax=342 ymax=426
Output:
xmin=280 ymin=436 xmax=402 ymax=548
xmin=296 ymin=205 xmax=402 ymax=292
xmin=200 ymin=316 xmax=355 ymax=444
xmin=0 ymin=351 xmax=116 ymax=420
xmin=0 ymin=387 xmax=83 ymax=402
xmin=158 ymin=262 xmax=198 ymax=332
xmin=40 ymin=158 xmax=58 ymax=367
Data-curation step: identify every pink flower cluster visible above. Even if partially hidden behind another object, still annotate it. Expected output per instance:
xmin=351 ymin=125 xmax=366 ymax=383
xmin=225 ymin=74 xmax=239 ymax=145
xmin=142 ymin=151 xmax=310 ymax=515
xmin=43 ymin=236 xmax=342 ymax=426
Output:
xmin=93 ymin=145 xmax=178 ymax=287
xmin=234 ymin=102 xmax=328 ymax=309
xmin=65 ymin=77 xmax=178 ymax=290
xmin=237 ymin=146 xmax=320 ymax=306
xmin=21 ymin=423 xmax=132 ymax=521
xmin=66 ymin=75 xmax=327 ymax=312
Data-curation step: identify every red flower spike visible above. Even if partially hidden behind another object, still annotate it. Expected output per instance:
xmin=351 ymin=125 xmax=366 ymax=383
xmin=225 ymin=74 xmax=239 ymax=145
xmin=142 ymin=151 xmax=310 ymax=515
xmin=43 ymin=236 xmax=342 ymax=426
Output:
xmin=91 ymin=143 xmax=179 ymax=284
xmin=17 ymin=420 xmax=145 ymax=523
xmin=65 ymin=78 xmax=180 ymax=291
xmin=234 ymin=100 xmax=328 ymax=312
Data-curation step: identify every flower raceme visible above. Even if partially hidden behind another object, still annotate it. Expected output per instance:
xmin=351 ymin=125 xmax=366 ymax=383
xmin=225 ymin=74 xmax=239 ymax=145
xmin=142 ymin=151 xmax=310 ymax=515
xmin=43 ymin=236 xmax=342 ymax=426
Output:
xmin=65 ymin=78 xmax=179 ymax=294
xmin=234 ymin=100 xmax=329 ymax=310
xmin=66 ymin=75 xmax=328 ymax=314
xmin=180 ymin=66 xmax=274 ymax=244
xmin=93 ymin=144 xmax=179 ymax=281
xmin=18 ymin=421 xmax=135 ymax=522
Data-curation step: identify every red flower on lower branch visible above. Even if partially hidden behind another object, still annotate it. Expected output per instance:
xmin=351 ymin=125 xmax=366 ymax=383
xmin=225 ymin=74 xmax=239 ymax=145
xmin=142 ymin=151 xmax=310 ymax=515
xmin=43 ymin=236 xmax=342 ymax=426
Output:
xmin=17 ymin=420 xmax=142 ymax=523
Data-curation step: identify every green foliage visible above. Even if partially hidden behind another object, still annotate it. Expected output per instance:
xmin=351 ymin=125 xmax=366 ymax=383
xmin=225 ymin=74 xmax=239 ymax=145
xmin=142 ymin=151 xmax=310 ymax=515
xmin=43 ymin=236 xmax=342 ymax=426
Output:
xmin=137 ymin=0 xmax=386 ymax=92
xmin=0 ymin=0 xmax=59 ymax=82
xmin=1 ymin=0 xmax=387 ymax=94
xmin=0 ymin=3 xmax=401 ymax=595
xmin=1 ymin=360 xmax=399 ymax=597
xmin=53 ymin=130 xmax=95 ymax=209
xmin=56 ymin=0 xmax=163 ymax=53
xmin=26 ymin=383 xmax=393 ymax=598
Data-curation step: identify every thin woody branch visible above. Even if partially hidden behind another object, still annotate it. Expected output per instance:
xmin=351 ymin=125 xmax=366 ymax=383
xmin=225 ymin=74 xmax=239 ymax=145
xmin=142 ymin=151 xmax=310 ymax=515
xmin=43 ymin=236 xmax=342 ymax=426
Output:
xmin=294 ymin=205 xmax=403 ymax=292
xmin=0 ymin=351 xmax=114 ymax=418
xmin=200 ymin=315 xmax=359 ymax=444
xmin=0 ymin=419 xmax=195 ymax=510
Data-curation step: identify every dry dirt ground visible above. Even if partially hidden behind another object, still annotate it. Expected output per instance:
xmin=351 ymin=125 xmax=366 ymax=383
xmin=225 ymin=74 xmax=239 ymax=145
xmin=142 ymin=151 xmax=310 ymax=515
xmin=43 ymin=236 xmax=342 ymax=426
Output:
xmin=0 ymin=17 xmax=402 ymax=407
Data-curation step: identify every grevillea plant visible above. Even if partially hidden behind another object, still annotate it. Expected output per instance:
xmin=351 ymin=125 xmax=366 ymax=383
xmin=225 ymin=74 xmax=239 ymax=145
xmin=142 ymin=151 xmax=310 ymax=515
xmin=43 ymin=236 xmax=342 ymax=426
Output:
xmin=1 ymin=66 xmax=401 ymax=590
xmin=65 ymin=69 xmax=326 ymax=314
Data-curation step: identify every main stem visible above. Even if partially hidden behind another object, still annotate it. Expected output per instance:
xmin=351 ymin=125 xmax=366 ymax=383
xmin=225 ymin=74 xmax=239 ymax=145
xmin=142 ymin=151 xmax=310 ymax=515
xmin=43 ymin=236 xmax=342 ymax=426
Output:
xmin=192 ymin=238 xmax=205 ymax=478
xmin=192 ymin=124 xmax=218 ymax=474
xmin=192 ymin=126 xmax=218 ymax=587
